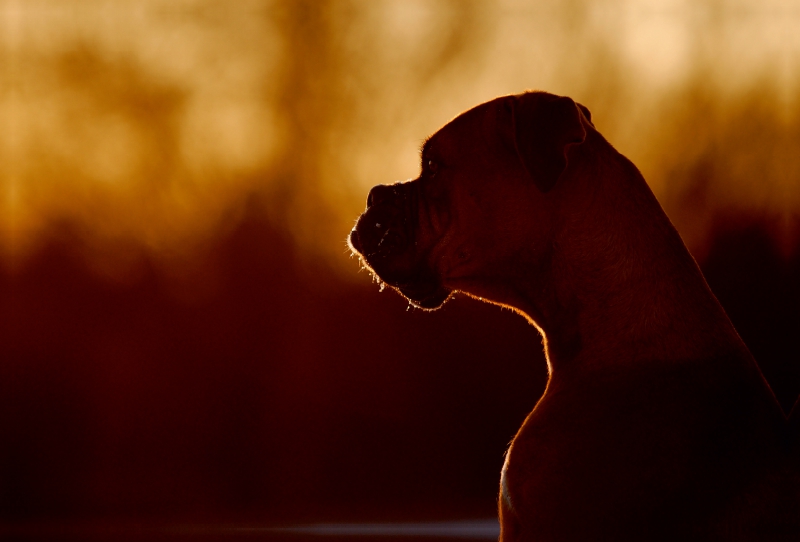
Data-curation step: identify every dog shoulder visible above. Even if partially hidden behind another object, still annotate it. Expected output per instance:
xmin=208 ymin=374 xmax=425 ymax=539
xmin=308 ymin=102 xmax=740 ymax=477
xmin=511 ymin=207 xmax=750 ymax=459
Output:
xmin=504 ymin=357 xmax=788 ymax=538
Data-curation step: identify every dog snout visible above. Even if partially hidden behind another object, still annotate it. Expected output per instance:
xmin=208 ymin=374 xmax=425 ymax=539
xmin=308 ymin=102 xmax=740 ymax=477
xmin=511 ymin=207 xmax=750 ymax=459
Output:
xmin=356 ymin=204 xmax=408 ymax=258
xmin=366 ymin=183 xmax=397 ymax=209
xmin=351 ymin=182 xmax=414 ymax=258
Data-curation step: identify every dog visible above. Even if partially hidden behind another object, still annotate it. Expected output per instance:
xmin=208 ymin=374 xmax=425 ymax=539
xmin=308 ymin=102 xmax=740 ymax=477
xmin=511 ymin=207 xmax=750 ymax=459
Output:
xmin=348 ymin=91 xmax=796 ymax=540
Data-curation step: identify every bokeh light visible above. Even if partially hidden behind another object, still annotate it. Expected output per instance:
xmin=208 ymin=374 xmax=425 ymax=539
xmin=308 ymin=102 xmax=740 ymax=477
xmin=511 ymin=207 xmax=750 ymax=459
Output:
xmin=2 ymin=0 xmax=798 ymax=271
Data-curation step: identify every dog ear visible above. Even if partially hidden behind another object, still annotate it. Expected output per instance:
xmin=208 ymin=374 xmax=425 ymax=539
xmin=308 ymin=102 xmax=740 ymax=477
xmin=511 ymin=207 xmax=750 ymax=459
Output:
xmin=512 ymin=93 xmax=587 ymax=193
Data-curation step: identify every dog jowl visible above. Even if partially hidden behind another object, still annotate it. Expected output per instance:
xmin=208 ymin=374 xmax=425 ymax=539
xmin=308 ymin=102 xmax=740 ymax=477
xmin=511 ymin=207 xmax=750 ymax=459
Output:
xmin=349 ymin=177 xmax=451 ymax=309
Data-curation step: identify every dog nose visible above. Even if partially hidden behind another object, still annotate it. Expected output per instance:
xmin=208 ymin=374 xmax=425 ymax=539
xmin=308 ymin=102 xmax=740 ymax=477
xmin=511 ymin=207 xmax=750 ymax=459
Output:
xmin=366 ymin=184 xmax=395 ymax=208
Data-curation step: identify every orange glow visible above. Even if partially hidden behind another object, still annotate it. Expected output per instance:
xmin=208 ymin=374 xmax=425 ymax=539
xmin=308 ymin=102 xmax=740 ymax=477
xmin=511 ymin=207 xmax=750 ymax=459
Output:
xmin=3 ymin=1 xmax=800 ymax=528
xmin=1 ymin=1 xmax=798 ymax=275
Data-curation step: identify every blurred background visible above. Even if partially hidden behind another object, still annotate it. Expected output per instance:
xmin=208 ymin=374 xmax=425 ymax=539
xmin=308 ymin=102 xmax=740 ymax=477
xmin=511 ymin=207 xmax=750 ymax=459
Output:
xmin=2 ymin=0 xmax=800 ymax=536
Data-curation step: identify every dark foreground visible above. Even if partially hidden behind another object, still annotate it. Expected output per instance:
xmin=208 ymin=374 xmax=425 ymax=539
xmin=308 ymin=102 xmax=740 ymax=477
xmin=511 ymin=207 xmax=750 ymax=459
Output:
xmin=3 ymin=520 xmax=500 ymax=542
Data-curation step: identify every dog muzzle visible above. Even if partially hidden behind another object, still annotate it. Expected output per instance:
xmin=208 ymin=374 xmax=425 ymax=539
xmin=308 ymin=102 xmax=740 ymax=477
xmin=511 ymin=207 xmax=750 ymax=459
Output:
xmin=349 ymin=181 xmax=452 ymax=309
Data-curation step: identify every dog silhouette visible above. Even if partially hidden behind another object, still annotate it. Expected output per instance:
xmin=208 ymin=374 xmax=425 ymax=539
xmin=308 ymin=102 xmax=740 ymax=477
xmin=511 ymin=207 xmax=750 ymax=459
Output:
xmin=349 ymin=91 xmax=797 ymax=540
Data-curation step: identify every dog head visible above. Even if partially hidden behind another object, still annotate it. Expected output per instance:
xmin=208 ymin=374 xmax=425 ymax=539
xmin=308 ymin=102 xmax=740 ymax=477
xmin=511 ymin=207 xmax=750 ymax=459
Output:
xmin=348 ymin=91 xmax=591 ymax=310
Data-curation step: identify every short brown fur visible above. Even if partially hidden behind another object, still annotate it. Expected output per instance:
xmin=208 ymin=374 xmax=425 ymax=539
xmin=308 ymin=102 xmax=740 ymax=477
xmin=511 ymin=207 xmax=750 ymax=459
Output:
xmin=349 ymin=91 xmax=797 ymax=540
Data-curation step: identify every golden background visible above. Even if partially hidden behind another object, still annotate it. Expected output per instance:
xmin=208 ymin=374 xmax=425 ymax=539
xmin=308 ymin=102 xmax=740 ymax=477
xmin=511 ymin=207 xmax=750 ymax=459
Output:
xmin=4 ymin=0 xmax=798 ymax=272
xmin=2 ymin=0 xmax=800 ymax=533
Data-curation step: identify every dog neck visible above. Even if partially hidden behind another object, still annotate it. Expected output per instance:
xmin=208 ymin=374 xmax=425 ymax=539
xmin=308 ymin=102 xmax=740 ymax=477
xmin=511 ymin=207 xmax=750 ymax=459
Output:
xmin=506 ymin=132 xmax=746 ymax=375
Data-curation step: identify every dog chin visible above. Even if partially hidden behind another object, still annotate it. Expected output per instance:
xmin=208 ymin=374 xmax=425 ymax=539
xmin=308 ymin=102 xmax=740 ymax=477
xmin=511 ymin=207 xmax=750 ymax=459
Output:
xmin=397 ymin=285 xmax=452 ymax=310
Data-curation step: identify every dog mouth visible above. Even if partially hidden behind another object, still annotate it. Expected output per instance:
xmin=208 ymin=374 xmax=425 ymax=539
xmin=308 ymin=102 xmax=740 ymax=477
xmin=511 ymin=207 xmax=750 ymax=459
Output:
xmin=350 ymin=227 xmax=452 ymax=310
xmin=349 ymin=183 xmax=452 ymax=310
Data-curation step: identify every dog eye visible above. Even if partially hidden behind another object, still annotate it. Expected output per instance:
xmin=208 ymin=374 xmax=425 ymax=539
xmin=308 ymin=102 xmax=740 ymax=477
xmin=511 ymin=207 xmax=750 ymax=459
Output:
xmin=426 ymin=159 xmax=439 ymax=175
